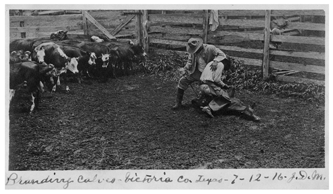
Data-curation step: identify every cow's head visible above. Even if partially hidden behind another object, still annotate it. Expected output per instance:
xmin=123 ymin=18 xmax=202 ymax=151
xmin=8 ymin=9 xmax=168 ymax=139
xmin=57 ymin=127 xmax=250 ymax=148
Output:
xmin=65 ymin=57 xmax=79 ymax=74
xmin=58 ymin=30 xmax=68 ymax=40
xmin=45 ymin=64 xmax=57 ymax=77
xmin=20 ymin=51 xmax=32 ymax=61
xmin=50 ymin=30 xmax=68 ymax=40
xmin=34 ymin=46 xmax=46 ymax=63
xmin=100 ymin=54 xmax=110 ymax=68
xmin=10 ymin=51 xmax=20 ymax=63
xmin=109 ymin=47 xmax=120 ymax=62
xmin=38 ymin=63 xmax=55 ymax=75
xmin=50 ymin=33 xmax=57 ymax=40
xmin=131 ymin=44 xmax=147 ymax=58
xmin=16 ymin=50 xmax=24 ymax=56
xmin=88 ymin=52 xmax=97 ymax=65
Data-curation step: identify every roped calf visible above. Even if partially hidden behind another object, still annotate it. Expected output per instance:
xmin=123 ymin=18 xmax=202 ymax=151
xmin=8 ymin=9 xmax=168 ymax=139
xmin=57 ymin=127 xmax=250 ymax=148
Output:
xmin=33 ymin=42 xmax=79 ymax=92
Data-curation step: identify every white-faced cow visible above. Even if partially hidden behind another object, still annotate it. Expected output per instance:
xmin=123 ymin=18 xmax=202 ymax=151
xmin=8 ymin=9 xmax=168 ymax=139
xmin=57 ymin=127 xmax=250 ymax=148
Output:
xmin=60 ymin=45 xmax=97 ymax=83
xmin=33 ymin=42 xmax=79 ymax=92
xmin=72 ymin=42 xmax=113 ymax=82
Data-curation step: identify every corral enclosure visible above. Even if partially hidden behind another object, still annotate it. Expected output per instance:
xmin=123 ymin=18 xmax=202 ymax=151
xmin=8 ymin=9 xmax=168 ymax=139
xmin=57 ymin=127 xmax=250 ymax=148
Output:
xmin=8 ymin=9 xmax=326 ymax=172
xmin=10 ymin=9 xmax=326 ymax=84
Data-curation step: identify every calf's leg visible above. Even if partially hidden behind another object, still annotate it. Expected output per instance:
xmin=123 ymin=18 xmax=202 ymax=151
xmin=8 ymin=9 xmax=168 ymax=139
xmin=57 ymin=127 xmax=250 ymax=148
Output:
xmin=29 ymin=90 xmax=39 ymax=113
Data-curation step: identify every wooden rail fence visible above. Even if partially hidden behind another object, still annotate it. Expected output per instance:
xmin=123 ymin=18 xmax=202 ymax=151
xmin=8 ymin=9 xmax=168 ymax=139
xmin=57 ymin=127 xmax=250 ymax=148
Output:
xmin=9 ymin=9 xmax=326 ymax=85
xmin=147 ymin=10 xmax=325 ymax=86
xmin=10 ymin=10 xmax=138 ymax=40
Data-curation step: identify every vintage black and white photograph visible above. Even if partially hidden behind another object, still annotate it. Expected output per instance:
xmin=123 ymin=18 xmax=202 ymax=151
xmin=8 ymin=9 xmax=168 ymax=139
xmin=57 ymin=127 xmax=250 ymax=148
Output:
xmin=5 ymin=3 xmax=328 ymax=189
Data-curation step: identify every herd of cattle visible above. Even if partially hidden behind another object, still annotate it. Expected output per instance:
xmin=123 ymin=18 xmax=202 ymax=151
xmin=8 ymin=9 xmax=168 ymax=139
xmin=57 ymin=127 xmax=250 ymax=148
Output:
xmin=9 ymin=30 xmax=147 ymax=113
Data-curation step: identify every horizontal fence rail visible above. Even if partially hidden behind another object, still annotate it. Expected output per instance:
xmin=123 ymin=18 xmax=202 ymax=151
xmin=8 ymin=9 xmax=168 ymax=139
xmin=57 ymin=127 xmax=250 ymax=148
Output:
xmin=147 ymin=10 xmax=325 ymax=85
xmin=218 ymin=10 xmax=325 ymax=16
xmin=9 ymin=11 xmax=137 ymax=40
xmin=9 ymin=9 xmax=326 ymax=85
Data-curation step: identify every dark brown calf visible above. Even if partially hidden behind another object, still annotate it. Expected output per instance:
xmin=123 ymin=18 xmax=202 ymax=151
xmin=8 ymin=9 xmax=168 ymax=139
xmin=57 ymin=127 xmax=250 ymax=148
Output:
xmin=10 ymin=61 xmax=54 ymax=113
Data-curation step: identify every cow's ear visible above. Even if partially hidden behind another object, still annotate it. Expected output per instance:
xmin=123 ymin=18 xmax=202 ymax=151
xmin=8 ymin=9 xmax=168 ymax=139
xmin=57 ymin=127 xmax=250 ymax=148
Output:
xmin=24 ymin=51 xmax=31 ymax=55
xmin=64 ymin=31 xmax=68 ymax=34
xmin=112 ymin=47 xmax=120 ymax=55
xmin=111 ymin=47 xmax=118 ymax=54
xmin=76 ymin=57 xmax=80 ymax=61
xmin=39 ymin=46 xmax=45 ymax=51
xmin=10 ymin=51 xmax=17 ymax=55
xmin=129 ymin=40 xmax=135 ymax=46
xmin=90 ymin=52 xmax=96 ymax=58
xmin=50 ymin=33 xmax=56 ymax=39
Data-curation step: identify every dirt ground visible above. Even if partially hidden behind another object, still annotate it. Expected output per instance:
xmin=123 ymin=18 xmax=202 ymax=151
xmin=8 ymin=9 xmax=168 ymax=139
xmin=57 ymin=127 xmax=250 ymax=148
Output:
xmin=8 ymin=74 xmax=325 ymax=170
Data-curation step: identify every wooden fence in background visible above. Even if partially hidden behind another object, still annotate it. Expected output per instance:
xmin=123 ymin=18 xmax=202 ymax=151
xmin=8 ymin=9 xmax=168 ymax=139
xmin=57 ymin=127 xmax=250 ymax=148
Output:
xmin=9 ymin=9 xmax=326 ymax=85
xmin=10 ymin=10 xmax=138 ymax=40
xmin=148 ymin=10 xmax=325 ymax=86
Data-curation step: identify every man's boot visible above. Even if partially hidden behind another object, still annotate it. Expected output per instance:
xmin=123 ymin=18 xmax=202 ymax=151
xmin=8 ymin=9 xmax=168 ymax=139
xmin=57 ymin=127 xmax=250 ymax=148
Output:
xmin=172 ymin=88 xmax=185 ymax=110
xmin=242 ymin=105 xmax=261 ymax=122
xmin=202 ymin=106 xmax=214 ymax=118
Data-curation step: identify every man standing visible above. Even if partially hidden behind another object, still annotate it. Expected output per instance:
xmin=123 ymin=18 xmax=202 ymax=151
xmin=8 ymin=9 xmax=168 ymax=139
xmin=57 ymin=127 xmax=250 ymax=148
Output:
xmin=199 ymin=59 xmax=261 ymax=121
xmin=172 ymin=37 xmax=227 ymax=110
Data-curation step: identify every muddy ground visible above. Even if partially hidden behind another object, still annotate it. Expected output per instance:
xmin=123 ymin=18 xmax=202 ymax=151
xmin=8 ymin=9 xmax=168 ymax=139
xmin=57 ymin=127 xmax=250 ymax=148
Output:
xmin=8 ymin=74 xmax=325 ymax=170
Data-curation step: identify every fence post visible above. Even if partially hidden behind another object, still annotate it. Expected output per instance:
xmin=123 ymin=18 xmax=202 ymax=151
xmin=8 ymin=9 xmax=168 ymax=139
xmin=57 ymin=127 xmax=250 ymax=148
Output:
xmin=135 ymin=10 xmax=149 ymax=53
xmin=262 ymin=10 xmax=271 ymax=79
xmin=82 ymin=10 xmax=89 ymax=36
xmin=136 ymin=11 xmax=142 ymax=45
xmin=203 ymin=10 xmax=209 ymax=43
xmin=142 ymin=10 xmax=149 ymax=53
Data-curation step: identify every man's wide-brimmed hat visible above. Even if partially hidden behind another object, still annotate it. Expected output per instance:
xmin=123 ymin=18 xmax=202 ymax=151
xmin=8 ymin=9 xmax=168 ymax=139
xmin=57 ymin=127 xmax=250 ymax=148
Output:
xmin=186 ymin=37 xmax=203 ymax=54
